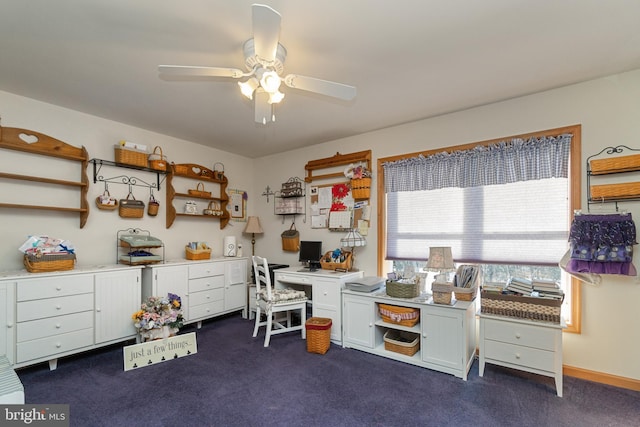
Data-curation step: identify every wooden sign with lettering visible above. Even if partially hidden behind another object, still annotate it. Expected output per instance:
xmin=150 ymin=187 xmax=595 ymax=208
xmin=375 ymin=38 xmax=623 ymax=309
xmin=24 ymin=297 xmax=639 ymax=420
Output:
xmin=123 ymin=332 xmax=197 ymax=371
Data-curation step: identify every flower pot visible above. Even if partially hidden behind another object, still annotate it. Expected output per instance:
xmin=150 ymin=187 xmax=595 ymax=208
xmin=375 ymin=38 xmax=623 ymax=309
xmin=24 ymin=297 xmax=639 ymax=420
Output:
xmin=139 ymin=325 xmax=179 ymax=342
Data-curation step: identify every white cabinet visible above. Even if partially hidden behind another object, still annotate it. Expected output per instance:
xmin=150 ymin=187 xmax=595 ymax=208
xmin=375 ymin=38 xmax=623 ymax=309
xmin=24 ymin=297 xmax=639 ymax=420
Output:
xmin=142 ymin=258 xmax=248 ymax=328
xmin=478 ymin=313 xmax=564 ymax=396
xmin=342 ymin=293 xmax=375 ymax=348
xmin=95 ymin=269 xmax=141 ymax=344
xmin=342 ymin=289 xmax=476 ymax=380
xmin=1 ymin=265 xmax=142 ymax=370
xmin=0 ymin=282 xmax=15 ymax=365
xmin=274 ymin=268 xmax=363 ymax=344
xmin=225 ymin=260 xmax=247 ymax=312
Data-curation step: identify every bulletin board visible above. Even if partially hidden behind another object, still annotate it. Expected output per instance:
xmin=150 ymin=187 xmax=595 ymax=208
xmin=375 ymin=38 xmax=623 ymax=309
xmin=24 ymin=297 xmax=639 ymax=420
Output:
xmin=227 ymin=189 xmax=247 ymax=221
xmin=305 ymin=150 xmax=372 ymax=234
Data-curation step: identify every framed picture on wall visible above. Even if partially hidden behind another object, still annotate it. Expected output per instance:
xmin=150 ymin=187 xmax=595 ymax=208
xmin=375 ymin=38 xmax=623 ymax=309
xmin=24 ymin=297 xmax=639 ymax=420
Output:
xmin=228 ymin=189 xmax=247 ymax=221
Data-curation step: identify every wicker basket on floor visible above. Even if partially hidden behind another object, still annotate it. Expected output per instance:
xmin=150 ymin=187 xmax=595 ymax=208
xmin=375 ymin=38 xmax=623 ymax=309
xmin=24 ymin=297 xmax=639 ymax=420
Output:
xmin=305 ymin=317 xmax=332 ymax=354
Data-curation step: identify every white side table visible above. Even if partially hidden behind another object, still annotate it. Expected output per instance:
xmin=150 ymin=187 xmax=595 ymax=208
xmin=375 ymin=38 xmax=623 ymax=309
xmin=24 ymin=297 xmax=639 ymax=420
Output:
xmin=478 ymin=313 xmax=564 ymax=397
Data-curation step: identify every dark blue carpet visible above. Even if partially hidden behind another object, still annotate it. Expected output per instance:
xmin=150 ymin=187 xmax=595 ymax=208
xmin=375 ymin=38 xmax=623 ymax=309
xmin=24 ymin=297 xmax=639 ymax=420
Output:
xmin=16 ymin=314 xmax=640 ymax=427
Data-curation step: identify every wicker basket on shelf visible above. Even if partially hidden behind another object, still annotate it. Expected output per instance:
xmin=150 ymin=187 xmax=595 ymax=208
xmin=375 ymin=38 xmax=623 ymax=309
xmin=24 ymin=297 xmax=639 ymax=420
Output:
xmin=383 ymin=330 xmax=419 ymax=356
xmin=378 ymin=303 xmax=420 ymax=327
xmin=114 ymin=145 xmax=147 ymax=167
xmin=148 ymin=146 xmax=168 ymax=171
xmin=385 ymin=280 xmax=420 ymax=298
xmin=431 ymin=283 xmax=454 ymax=305
xmin=185 ymin=246 xmax=211 ymax=260
xmin=23 ymin=253 xmax=76 ymax=273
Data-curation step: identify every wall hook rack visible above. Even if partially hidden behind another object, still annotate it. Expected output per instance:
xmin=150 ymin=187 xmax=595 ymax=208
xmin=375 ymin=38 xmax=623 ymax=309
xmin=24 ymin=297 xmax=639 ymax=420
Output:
xmin=90 ymin=158 xmax=166 ymax=189
xmin=97 ymin=173 xmax=157 ymax=190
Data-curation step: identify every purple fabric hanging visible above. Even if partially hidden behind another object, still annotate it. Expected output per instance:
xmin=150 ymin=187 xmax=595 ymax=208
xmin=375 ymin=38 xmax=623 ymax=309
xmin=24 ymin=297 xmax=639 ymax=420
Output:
xmin=567 ymin=213 xmax=637 ymax=275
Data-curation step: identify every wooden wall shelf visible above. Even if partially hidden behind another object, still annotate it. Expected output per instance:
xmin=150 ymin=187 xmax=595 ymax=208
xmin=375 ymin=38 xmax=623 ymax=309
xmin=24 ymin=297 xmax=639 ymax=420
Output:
xmin=0 ymin=126 xmax=89 ymax=228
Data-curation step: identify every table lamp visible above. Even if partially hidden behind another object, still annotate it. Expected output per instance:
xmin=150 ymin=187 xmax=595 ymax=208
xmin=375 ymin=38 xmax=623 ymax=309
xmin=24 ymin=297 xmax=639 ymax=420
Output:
xmin=425 ymin=246 xmax=455 ymax=284
xmin=243 ymin=216 xmax=264 ymax=256
xmin=340 ymin=228 xmax=366 ymax=271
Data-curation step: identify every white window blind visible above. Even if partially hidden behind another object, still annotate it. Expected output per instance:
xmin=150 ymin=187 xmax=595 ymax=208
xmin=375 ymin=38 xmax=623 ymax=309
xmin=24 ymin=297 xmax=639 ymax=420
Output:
xmin=386 ymin=178 xmax=568 ymax=265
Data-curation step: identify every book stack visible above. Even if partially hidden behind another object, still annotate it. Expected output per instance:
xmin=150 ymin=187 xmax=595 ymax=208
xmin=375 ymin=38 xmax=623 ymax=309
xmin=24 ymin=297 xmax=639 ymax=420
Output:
xmin=531 ymin=279 xmax=564 ymax=300
xmin=506 ymin=277 xmax=533 ymax=295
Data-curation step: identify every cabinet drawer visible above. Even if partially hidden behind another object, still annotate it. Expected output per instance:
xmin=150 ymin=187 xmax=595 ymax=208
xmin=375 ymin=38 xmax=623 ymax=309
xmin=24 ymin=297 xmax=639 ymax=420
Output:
xmin=17 ymin=275 xmax=93 ymax=301
xmin=17 ymin=311 xmax=94 ymax=343
xmin=189 ymin=300 xmax=224 ymax=320
xmin=483 ymin=318 xmax=557 ymax=351
xmin=188 ymin=263 xmax=225 ymax=279
xmin=16 ymin=328 xmax=94 ymax=363
xmin=190 ymin=289 xmax=224 ymax=306
xmin=484 ymin=340 xmax=555 ymax=372
xmin=189 ymin=276 xmax=224 ymax=293
xmin=312 ymin=281 xmax=339 ymax=309
xmin=17 ymin=293 xmax=94 ymax=322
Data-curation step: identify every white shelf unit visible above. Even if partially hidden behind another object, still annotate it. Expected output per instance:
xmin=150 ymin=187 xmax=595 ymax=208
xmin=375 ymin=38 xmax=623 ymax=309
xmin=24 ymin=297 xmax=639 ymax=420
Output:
xmin=342 ymin=289 xmax=476 ymax=380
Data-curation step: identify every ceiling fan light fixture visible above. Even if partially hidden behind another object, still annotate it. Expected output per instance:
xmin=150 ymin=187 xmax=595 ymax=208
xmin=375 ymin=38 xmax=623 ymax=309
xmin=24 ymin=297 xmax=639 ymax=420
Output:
xmin=268 ymin=90 xmax=284 ymax=104
xmin=238 ymin=77 xmax=259 ymax=100
xmin=260 ymin=70 xmax=281 ymax=93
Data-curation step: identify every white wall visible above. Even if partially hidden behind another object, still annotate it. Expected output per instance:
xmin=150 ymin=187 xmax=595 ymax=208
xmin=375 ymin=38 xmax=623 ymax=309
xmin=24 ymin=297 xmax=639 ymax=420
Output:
xmin=252 ymin=69 xmax=640 ymax=381
xmin=0 ymin=91 xmax=256 ymax=269
xmin=2 ymin=68 xmax=640 ymax=381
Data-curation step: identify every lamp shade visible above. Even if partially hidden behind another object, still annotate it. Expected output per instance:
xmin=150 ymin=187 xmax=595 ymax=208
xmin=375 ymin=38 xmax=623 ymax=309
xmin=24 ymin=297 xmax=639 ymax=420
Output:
xmin=340 ymin=229 xmax=366 ymax=247
xmin=243 ymin=216 xmax=264 ymax=234
xmin=425 ymin=247 xmax=455 ymax=272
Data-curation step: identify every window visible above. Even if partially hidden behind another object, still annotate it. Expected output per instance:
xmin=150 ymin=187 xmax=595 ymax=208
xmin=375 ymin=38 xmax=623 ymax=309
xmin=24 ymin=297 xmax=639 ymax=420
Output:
xmin=377 ymin=125 xmax=582 ymax=332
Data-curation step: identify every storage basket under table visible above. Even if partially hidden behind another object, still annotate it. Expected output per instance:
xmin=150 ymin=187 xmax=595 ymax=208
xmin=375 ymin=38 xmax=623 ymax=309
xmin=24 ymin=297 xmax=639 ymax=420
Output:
xmin=305 ymin=317 xmax=332 ymax=354
xmin=23 ymin=253 xmax=76 ymax=273
xmin=378 ymin=303 xmax=419 ymax=327
xmin=385 ymin=280 xmax=420 ymax=298
xmin=383 ymin=330 xmax=420 ymax=356
xmin=480 ymin=290 xmax=563 ymax=323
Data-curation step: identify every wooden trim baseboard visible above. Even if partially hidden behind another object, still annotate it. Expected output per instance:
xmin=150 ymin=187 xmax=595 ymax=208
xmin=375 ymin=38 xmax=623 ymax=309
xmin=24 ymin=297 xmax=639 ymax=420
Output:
xmin=563 ymin=365 xmax=640 ymax=392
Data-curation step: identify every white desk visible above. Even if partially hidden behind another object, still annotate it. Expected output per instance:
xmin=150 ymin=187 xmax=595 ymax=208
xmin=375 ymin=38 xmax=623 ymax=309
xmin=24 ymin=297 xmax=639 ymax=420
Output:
xmin=273 ymin=267 xmax=364 ymax=345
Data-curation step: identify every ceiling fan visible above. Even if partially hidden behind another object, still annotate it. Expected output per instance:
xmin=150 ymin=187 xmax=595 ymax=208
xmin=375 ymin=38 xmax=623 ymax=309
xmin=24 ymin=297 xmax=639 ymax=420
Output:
xmin=158 ymin=3 xmax=357 ymax=125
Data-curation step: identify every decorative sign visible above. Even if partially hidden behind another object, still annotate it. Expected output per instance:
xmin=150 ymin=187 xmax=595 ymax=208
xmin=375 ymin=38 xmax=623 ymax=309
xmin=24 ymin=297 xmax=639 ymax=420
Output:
xmin=123 ymin=332 xmax=197 ymax=371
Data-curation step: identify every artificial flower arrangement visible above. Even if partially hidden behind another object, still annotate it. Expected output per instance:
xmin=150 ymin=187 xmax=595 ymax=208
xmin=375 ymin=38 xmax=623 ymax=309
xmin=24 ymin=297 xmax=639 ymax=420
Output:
xmin=132 ymin=293 xmax=184 ymax=340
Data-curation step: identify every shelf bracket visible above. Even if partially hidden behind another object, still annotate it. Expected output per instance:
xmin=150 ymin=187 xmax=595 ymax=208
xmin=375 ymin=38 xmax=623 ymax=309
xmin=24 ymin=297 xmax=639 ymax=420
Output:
xmin=91 ymin=158 xmax=166 ymax=189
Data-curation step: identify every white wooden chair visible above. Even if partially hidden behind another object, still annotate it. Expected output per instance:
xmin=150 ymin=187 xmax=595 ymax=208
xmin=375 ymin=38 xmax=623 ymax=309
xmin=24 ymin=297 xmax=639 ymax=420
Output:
xmin=252 ymin=255 xmax=307 ymax=347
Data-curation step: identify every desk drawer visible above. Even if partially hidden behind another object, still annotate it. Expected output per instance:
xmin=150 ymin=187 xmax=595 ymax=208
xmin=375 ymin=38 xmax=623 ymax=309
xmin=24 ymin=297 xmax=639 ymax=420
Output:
xmin=484 ymin=339 xmax=555 ymax=372
xmin=275 ymin=273 xmax=311 ymax=285
xmin=189 ymin=263 xmax=225 ymax=279
xmin=16 ymin=328 xmax=93 ymax=363
xmin=483 ymin=318 xmax=557 ymax=351
xmin=189 ymin=275 xmax=224 ymax=293
xmin=189 ymin=300 xmax=224 ymax=320
xmin=17 ymin=311 xmax=94 ymax=342
xmin=312 ymin=281 xmax=339 ymax=310
xmin=17 ymin=275 xmax=93 ymax=302
xmin=17 ymin=293 xmax=94 ymax=322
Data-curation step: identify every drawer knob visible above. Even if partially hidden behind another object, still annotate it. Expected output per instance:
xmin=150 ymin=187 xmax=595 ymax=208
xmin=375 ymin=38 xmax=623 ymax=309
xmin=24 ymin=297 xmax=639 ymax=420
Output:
xmin=55 ymin=324 xmax=61 ymax=329
xmin=515 ymin=333 xmax=521 ymax=339
xmin=368 ymin=323 xmax=373 ymax=328
xmin=323 ymin=291 xmax=328 ymax=296
xmin=56 ymin=343 xmax=62 ymax=348
xmin=56 ymin=286 xmax=62 ymax=291
xmin=515 ymin=353 xmax=521 ymax=359
xmin=56 ymin=305 xmax=62 ymax=310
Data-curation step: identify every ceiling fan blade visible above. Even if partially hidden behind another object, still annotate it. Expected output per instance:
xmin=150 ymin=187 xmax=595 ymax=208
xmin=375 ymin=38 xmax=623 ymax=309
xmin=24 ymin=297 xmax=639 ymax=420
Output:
xmin=254 ymin=89 xmax=274 ymax=124
xmin=252 ymin=4 xmax=281 ymax=62
xmin=158 ymin=65 xmax=245 ymax=78
xmin=283 ymin=74 xmax=357 ymax=101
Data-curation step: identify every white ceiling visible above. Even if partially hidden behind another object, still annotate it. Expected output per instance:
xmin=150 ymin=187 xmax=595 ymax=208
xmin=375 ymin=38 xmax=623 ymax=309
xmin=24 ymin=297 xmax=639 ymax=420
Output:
xmin=1 ymin=1 xmax=639 ymax=158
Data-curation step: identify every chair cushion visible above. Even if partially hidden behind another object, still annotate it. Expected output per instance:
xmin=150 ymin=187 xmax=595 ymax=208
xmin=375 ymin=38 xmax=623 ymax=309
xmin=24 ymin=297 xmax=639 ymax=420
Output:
xmin=258 ymin=288 xmax=307 ymax=303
